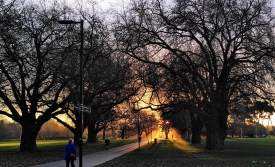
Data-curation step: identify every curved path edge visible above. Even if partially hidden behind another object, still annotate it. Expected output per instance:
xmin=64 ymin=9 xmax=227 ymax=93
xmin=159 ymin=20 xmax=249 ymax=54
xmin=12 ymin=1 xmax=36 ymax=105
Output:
xmin=32 ymin=140 xmax=149 ymax=167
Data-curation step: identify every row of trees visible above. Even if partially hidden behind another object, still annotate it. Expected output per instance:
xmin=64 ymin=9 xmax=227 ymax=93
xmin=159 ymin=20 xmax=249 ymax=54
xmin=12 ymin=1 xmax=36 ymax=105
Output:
xmin=228 ymin=122 xmax=268 ymax=138
xmin=0 ymin=0 xmax=275 ymax=152
xmin=113 ymin=0 xmax=275 ymax=150
xmin=0 ymin=119 xmax=21 ymax=140
xmin=0 ymin=119 xmax=72 ymax=140
xmin=1 ymin=117 xmax=272 ymax=141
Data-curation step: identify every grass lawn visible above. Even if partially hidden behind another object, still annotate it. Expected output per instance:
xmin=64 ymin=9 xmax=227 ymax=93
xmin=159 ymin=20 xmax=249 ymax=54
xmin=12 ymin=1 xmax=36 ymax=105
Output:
xmin=95 ymin=137 xmax=275 ymax=167
xmin=0 ymin=139 xmax=69 ymax=151
xmin=1 ymin=137 xmax=275 ymax=166
xmin=0 ymin=138 xmax=136 ymax=151
xmin=0 ymin=138 xmax=137 ymax=167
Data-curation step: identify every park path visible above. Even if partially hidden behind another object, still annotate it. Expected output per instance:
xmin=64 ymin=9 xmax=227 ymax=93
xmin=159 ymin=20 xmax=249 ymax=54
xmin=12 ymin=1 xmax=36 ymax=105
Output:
xmin=32 ymin=139 xmax=149 ymax=167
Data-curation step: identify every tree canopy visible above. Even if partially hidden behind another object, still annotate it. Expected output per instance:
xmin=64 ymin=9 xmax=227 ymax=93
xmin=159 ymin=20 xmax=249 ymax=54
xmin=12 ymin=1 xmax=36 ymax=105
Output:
xmin=0 ymin=0 xmax=275 ymax=152
xmin=113 ymin=0 xmax=275 ymax=149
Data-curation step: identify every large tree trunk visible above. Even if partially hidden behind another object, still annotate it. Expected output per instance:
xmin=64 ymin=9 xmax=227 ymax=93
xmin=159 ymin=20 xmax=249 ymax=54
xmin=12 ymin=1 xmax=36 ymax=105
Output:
xmin=205 ymin=95 xmax=229 ymax=150
xmin=165 ymin=131 xmax=169 ymax=139
xmin=20 ymin=124 xmax=39 ymax=152
xmin=121 ymin=127 xmax=125 ymax=139
xmin=191 ymin=113 xmax=204 ymax=144
xmin=205 ymin=110 xmax=223 ymax=150
xmin=102 ymin=120 xmax=107 ymax=139
xmin=102 ymin=126 xmax=106 ymax=139
xmin=87 ymin=124 xmax=98 ymax=142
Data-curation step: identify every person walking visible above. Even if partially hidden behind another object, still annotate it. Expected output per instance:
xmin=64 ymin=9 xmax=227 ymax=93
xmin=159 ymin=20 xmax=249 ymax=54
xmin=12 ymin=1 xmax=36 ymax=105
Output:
xmin=105 ymin=137 xmax=110 ymax=150
xmin=64 ymin=138 xmax=76 ymax=167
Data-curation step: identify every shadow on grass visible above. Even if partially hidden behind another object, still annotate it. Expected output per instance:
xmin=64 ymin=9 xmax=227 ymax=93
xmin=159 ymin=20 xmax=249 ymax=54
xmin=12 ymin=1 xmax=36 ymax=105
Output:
xmin=96 ymin=138 xmax=275 ymax=167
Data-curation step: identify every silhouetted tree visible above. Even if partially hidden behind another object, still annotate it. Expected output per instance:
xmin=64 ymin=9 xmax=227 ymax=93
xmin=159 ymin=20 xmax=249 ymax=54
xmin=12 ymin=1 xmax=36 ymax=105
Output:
xmin=113 ymin=0 xmax=275 ymax=150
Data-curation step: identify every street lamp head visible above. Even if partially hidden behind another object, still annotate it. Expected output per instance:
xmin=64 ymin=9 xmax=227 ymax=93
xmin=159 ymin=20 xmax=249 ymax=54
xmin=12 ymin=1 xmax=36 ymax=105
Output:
xmin=58 ymin=20 xmax=80 ymax=24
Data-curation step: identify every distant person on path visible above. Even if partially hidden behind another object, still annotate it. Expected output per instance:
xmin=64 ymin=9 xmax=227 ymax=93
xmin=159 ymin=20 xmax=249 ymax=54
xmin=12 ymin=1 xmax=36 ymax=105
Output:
xmin=105 ymin=137 xmax=110 ymax=150
xmin=64 ymin=138 xmax=76 ymax=167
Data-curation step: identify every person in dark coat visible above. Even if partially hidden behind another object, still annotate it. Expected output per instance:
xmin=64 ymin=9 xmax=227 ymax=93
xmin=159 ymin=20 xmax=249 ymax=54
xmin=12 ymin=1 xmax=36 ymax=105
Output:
xmin=105 ymin=137 xmax=110 ymax=150
xmin=64 ymin=138 xmax=76 ymax=167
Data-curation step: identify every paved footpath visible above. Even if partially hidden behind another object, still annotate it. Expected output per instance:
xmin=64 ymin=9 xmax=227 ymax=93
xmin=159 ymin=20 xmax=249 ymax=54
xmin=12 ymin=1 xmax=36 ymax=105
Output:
xmin=32 ymin=140 xmax=149 ymax=167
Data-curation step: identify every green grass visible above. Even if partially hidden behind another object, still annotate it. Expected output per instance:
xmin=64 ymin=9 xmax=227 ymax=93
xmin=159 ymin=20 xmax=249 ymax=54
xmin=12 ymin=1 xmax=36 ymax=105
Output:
xmin=1 ymin=138 xmax=275 ymax=166
xmin=216 ymin=138 xmax=275 ymax=165
xmin=0 ymin=140 xmax=21 ymax=150
xmin=171 ymin=139 xmax=201 ymax=152
xmin=176 ymin=137 xmax=275 ymax=166
xmin=0 ymin=138 xmax=136 ymax=152
xmin=96 ymin=137 xmax=275 ymax=167
xmin=0 ymin=140 xmax=69 ymax=151
xmin=0 ymin=138 xmax=137 ymax=167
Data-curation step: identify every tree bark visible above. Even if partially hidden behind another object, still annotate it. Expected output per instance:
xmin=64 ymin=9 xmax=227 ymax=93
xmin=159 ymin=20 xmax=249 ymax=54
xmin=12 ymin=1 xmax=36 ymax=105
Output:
xmin=87 ymin=124 xmax=98 ymax=142
xmin=20 ymin=124 xmax=39 ymax=152
xmin=165 ymin=131 xmax=169 ymax=139
xmin=191 ymin=113 xmax=204 ymax=144
xmin=205 ymin=95 xmax=229 ymax=150
xmin=102 ymin=126 xmax=106 ymax=139
xmin=121 ymin=127 xmax=125 ymax=139
xmin=205 ymin=109 xmax=221 ymax=150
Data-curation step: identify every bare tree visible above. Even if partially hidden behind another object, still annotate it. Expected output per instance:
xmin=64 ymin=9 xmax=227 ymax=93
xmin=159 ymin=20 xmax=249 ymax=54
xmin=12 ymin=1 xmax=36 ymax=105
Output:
xmin=113 ymin=0 xmax=275 ymax=150
xmin=113 ymin=105 xmax=137 ymax=139
xmin=0 ymin=2 xmax=79 ymax=151
xmin=52 ymin=7 xmax=141 ymax=142
xmin=82 ymin=54 xmax=141 ymax=142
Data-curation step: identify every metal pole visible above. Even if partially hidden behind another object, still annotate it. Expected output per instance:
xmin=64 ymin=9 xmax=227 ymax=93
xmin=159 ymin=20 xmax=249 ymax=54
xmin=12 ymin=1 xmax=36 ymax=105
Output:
xmin=79 ymin=19 xmax=84 ymax=167
xmin=138 ymin=111 xmax=140 ymax=150
xmin=58 ymin=19 xmax=84 ymax=167
xmin=151 ymin=114 xmax=152 ymax=143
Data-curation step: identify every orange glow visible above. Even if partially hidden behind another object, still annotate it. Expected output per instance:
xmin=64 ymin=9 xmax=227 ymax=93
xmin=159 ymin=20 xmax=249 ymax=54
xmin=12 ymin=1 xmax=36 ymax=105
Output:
xmin=133 ymin=88 xmax=162 ymax=115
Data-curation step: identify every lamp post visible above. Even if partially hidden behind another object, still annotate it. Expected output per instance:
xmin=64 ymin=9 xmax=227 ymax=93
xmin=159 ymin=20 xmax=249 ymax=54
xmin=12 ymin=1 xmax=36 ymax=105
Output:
xmin=138 ymin=111 xmax=141 ymax=150
xmin=151 ymin=113 xmax=153 ymax=143
xmin=132 ymin=102 xmax=141 ymax=150
xmin=58 ymin=19 xmax=84 ymax=167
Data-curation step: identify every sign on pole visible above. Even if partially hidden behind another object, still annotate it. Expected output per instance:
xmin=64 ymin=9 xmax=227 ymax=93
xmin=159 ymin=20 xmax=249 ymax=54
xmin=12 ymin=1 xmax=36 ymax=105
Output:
xmin=74 ymin=105 xmax=91 ymax=113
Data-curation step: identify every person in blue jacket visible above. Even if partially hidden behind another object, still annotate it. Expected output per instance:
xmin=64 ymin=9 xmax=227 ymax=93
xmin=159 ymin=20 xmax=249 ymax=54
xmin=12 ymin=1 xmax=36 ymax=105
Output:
xmin=64 ymin=138 xmax=76 ymax=167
